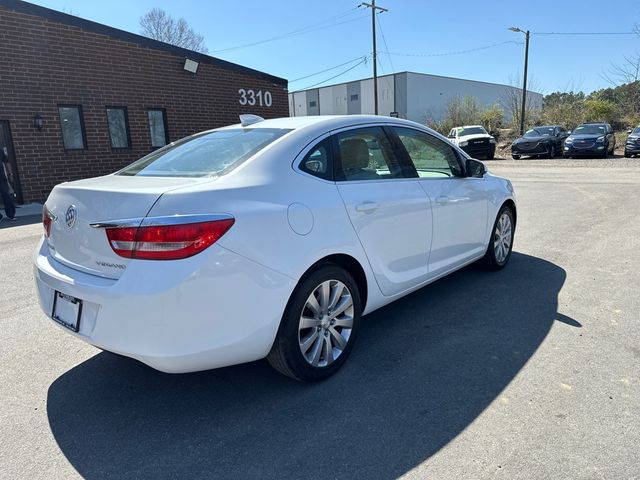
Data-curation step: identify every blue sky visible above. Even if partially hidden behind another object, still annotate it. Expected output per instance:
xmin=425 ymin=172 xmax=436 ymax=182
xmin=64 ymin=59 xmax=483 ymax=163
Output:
xmin=29 ymin=0 xmax=640 ymax=95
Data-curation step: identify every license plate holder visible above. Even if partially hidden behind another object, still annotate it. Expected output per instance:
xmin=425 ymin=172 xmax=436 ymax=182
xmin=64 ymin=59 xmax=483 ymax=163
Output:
xmin=52 ymin=291 xmax=82 ymax=332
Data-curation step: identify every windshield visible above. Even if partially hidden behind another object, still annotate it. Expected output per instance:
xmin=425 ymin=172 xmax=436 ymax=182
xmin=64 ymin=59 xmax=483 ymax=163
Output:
xmin=118 ymin=128 xmax=291 ymax=177
xmin=524 ymin=127 xmax=554 ymax=138
xmin=632 ymin=128 xmax=640 ymax=135
xmin=573 ymin=125 xmax=606 ymax=136
xmin=457 ymin=126 xmax=487 ymax=136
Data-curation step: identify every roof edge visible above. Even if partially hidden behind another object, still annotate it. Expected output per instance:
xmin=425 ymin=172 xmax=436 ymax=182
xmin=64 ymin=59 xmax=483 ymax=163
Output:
xmin=0 ymin=0 xmax=287 ymax=86
xmin=290 ymin=70 xmax=543 ymax=96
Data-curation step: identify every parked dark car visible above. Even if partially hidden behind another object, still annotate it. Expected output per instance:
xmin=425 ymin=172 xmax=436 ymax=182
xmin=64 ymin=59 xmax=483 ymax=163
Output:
xmin=563 ymin=122 xmax=615 ymax=158
xmin=511 ymin=125 xmax=569 ymax=159
xmin=624 ymin=127 xmax=640 ymax=157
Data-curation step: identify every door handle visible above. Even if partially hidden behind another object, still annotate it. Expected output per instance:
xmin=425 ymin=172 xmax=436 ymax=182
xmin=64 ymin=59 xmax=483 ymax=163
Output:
xmin=355 ymin=202 xmax=380 ymax=213
xmin=435 ymin=196 xmax=449 ymax=205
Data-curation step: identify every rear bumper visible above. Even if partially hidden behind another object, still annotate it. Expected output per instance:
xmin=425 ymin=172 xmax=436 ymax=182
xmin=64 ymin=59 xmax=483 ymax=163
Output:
xmin=33 ymin=237 xmax=295 ymax=373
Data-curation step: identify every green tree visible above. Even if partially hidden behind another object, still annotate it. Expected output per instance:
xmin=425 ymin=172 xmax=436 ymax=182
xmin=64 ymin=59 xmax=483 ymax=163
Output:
xmin=584 ymin=98 xmax=619 ymax=125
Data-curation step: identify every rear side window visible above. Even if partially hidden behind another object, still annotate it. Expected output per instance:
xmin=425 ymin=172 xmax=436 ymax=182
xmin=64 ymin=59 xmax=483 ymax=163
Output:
xmin=118 ymin=128 xmax=291 ymax=177
xmin=300 ymin=139 xmax=332 ymax=181
xmin=334 ymin=127 xmax=405 ymax=181
xmin=392 ymin=127 xmax=463 ymax=178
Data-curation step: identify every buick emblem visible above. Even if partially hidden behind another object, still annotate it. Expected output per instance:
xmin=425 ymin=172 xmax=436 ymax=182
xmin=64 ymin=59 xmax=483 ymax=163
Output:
xmin=65 ymin=205 xmax=77 ymax=228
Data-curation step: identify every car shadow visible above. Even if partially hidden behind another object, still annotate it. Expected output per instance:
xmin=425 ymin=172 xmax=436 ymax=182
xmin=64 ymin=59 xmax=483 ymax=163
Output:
xmin=46 ymin=252 xmax=577 ymax=479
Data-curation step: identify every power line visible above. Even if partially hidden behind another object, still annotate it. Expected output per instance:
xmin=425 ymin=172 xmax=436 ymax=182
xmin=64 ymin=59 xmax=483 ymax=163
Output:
xmin=209 ymin=9 xmax=368 ymax=53
xmin=533 ymin=32 xmax=637 ymax=36
xmin=381 ymin=40 xmax=522 ymax=58
xmin=294 ymin=57 xmax=369 ymax=91
xmin=376 ymin=13 xmax=395 ymax=73
xmin=289 ymin=56 xmax=368 ymax=83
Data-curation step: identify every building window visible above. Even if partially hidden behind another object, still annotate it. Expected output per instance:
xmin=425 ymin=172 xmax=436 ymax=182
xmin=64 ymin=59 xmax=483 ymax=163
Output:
xmin=309 ymin=101 xmax=317 ymax=108
xmin=350 ymin=94 xmax=359 ymax=101
xmin=58 ymin=105 xmax=86 ymax=150
xmin=147 ymin=109 xmax=169 ymax=148
xmin=106 ymin=107 xmax=131 ymax=149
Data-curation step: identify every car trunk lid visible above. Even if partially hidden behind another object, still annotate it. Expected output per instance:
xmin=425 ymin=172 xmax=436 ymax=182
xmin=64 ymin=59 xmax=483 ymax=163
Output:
xmin=44 ymin=175 xmax=211 ymax=279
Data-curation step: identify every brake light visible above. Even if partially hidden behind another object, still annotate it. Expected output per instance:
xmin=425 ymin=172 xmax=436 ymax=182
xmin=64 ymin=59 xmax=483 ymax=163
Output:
xmin=43 ymin=205 xmax=54 ymax=237
xmin=105 ymin=219 xmax=234 ymax=260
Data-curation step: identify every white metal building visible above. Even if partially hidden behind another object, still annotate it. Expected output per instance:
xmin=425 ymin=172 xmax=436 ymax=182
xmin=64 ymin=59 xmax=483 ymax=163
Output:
xmin=288 ymin=71 xmax=542 ymax=124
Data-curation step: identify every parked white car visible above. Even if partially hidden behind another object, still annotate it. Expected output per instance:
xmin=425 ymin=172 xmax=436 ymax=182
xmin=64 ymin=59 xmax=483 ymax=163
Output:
xmin=448 ymin=125 xmax=497 ymax=159
xmin=34 ymin=115 xmax=516 ymax=382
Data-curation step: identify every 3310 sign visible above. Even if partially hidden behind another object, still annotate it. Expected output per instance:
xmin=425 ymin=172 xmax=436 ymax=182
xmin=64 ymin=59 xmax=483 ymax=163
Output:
xmin=238 ymin=89 xmax=272 ymax=107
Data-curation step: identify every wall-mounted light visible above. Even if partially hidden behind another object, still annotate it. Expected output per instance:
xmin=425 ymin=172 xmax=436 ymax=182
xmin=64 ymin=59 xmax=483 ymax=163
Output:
xmin=33 ymin=113 xmax=44 ymax=130
xmin=183 ymin=58 xmax=199 ymax=74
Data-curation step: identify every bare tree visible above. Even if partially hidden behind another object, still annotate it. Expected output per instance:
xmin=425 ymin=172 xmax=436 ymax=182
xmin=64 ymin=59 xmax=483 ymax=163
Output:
xmin=499 ymin=74 xmax=543 ymax=130
xmin=140 ymin=8 xmax=208 ymax=53
xmin=602 ymin=23 xmax=640 ymax=85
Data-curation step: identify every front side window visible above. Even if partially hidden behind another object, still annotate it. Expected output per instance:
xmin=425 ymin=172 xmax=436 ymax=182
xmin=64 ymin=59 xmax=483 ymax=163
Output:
xmin=118 ymin=128 xmax=291 ymax=177
xmin=148 ymin=109 xmax=169 ymax=148
xmin=334 ymin=127 xmax=405 ymax=181
xmin=300 ymin=139 xmax=332 ymax=180
xmin=58 ymin=105 xmax=86 ymax=150
xmin=106 ymin=107 xmax=130 ymax=149
xmin=393 ymin=127 xmax=463 ymax=178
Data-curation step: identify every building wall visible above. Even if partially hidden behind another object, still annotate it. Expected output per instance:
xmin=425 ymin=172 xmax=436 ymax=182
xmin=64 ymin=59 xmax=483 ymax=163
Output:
xmin=405 ymin=73 xmax=543 ymax=124
xmin=288 ymin=72 xmax=543 ymax=125
xmin=290 ymin=74 xmax=396 ymax=117
xmin=0 ymin=2 xmax=288 ymax=203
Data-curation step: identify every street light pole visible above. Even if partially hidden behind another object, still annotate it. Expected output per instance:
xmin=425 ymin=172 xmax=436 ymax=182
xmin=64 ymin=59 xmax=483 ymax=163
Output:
xmin=509 ymin=27 xmax=530 ymax=135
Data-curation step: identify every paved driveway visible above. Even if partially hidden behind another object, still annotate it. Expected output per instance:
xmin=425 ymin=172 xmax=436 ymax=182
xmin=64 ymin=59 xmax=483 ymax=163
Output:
xmin=1 ymin=158 xmax=639 ymax=479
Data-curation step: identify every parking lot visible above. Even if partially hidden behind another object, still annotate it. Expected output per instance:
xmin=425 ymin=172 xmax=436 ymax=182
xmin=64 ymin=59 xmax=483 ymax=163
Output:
xmin=1 ymin=157 xmax=639 ymax=479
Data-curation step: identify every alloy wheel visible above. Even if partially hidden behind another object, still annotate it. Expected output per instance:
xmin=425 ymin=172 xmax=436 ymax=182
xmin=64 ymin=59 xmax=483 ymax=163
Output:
xmin=493 ymin=212 xmax=513 ymax=264
xmin=298 ymin=280 xmax=354 ymax=367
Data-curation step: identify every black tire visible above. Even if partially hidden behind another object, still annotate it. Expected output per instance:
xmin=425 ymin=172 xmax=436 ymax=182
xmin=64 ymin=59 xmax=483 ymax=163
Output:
xmin=625 ymin=151 xmax=631 ymax=158
xmin=487 ymin=150 xmax=495 ymax=160
xmin=548 ymin=144 xmax=556 ymax=158
xmin=602 ymin=144 xmax=608 ymax=158
xmin=512 ymin=154 xmax=521 ymax=160
xmin=267 ymin=264 xmax=362 ymax=382
xmin=480 ymin=205 xmax=515 ymax=270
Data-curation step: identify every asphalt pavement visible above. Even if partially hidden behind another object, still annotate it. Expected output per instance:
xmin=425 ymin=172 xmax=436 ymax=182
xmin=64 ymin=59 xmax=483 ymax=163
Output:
xmin=0 ymin=158 xmax=639 ymax=479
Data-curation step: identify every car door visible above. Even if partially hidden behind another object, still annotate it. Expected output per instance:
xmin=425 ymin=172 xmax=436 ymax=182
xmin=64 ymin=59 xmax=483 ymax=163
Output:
xmin=389 ymin=126 xmax=489 ymax=277
xmin=333 ymin=126 xmax=433 ymax=296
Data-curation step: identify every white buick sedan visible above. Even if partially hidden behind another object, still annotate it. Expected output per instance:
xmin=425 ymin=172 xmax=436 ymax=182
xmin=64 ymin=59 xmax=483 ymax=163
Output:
xmin=34 ymin=115 xmax=516 ymax=382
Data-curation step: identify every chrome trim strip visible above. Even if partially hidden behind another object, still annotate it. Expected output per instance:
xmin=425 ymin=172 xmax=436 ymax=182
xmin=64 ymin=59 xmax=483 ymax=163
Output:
xmin=90 ymin=213 xmax=234 ymax=229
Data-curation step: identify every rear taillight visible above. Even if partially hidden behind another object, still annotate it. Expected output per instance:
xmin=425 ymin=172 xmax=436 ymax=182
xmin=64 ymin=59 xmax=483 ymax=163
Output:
xmin=43 ymin=205 xmax=54 ymax=237
xmin=105 ymin=219 xmax=234 ymax=260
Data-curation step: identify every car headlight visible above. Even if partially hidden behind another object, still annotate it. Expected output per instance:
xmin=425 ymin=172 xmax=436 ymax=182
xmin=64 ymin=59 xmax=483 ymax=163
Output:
xmin=565 ymin=138 xmax=573 ymax=144
xmin=596 ymin=136 xmax=605 ymax=143
xmin=489 ymin=138 xmax=496 ymax=144
xmin=459 ymin=141 xmax=468 ymax=147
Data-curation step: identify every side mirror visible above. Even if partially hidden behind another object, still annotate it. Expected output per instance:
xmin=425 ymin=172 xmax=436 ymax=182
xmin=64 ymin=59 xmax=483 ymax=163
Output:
xmin=466 ymin=158 xmax=485 ymax=178
xmin=628 ymin=129 xmax=633 ymax=134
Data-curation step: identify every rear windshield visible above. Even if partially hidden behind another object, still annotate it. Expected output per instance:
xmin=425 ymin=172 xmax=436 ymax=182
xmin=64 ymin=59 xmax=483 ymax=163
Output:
xmin=118 ymin=128 xmax=291 ymax=177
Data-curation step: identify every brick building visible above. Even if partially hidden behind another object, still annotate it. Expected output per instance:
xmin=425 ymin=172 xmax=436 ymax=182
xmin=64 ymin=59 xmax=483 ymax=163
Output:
xmin=0 ymin=0 xmax=288 ymax=204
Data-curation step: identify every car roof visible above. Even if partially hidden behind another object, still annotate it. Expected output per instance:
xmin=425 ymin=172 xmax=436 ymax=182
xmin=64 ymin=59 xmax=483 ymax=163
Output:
xmin=222 ymin=115 xmax=425 ymax=132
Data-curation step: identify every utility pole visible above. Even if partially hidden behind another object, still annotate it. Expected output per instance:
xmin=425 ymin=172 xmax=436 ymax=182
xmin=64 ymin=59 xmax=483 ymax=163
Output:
xmin=509 ymin=27 xmax=530 ymax=135
xmin=361 ymin=1 xmax=388 ymax=115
